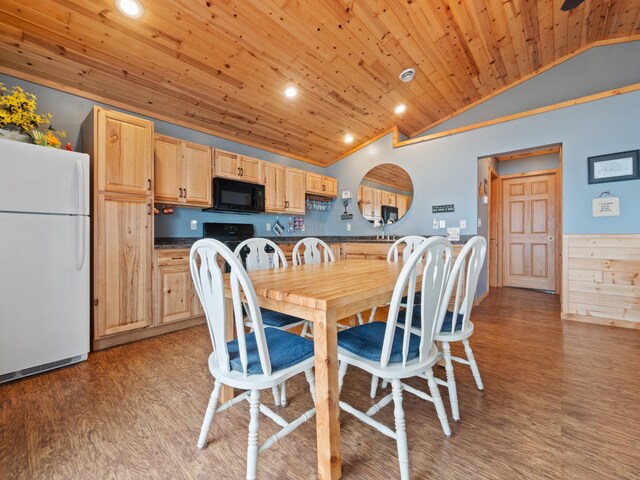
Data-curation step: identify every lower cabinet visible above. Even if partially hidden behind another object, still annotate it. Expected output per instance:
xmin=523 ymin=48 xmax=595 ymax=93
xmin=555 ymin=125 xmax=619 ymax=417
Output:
xmin=154 ymin=249 xmax=205 ymax=325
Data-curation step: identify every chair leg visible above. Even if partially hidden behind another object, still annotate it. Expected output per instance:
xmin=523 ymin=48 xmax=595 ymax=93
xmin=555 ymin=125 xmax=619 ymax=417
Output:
xmin=280 ymin=381 xmax=288 ymax=407
xmin=370 ymin=375 xmax=379 ymax=399
xmin=356 ymin=312 xmax=364 ymax=325
xmin=197 ymin=381 xmax=222 ymax=449
xmin=426 ymin=368 xmax=451 ymax=437
xmin=246 ymin=389 xmax=261 ymax=480
xmin=271 ymin=385 xmax=280 ymax=407
xmin=442 ymin=341 xmax=460 ymax=421
xmin=368 ymin=306 xmax=378 ymax=323
xmin=338 ymin=362 xmax=348 ymax=394
xmin=391 ymin=379 xmax=409 ymax=480
xmin=304 ymin=368 xmax=316 ymax=404
xmin=381 ymin=379 xmax=389 ymax=390
xmin=301 ymin=321 xmax=309 ymax=338
xmin=463 ymin=339 xmax=484 ymax=391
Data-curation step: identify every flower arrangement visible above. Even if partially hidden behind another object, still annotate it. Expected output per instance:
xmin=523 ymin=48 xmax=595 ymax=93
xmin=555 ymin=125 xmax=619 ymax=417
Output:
xmin=0 ymin=83 xmax=67 ymax=148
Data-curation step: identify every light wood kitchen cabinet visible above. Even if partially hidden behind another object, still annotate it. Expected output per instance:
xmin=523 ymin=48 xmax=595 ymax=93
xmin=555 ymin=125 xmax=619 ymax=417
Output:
xmin=264 ymin=163 xmax=306 ymax=214
xmin=285 ymin=168 xmax=306 ymax=213
xmin=264 ymin=162 xmax=286 ymax=212
xmin=154 ymin=135 xmax=212 ymax=207
xmin=381 ymin=191 xmax=397 ymax=207
xmin=154 ymin=250 xmax=203 ymax=325
xmin=306 ymin=172 xmax=338 ymax=197
xmin=94 ymin=193 xmax=153 ymax=338
xmin=396 ymin=194 xmax=410 ymax=217
xmin=94 ymin=107 xmax=153 ymax=196
xmin=214 ymin=149 xmax=263 ymax=184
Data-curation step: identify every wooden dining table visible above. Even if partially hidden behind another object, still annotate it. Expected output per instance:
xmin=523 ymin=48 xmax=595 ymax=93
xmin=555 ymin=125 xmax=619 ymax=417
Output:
xmin=220 ymin=258 xmax=405 ymax=480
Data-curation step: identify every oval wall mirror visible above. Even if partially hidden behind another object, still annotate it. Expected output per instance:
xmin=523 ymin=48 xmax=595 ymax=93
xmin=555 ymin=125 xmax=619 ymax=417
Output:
xmin=357 ymin=164 xmax=413 ymax=223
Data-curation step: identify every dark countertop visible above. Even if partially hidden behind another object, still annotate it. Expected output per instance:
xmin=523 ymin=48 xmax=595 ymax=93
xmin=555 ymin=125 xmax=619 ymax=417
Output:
xmin=154 ymin=235 xmax=472 ymax=249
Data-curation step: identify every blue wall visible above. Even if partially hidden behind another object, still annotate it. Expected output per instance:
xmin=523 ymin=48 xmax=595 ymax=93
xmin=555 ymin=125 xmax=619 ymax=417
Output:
xmin=0 ymin=74 xmax=330 ymax=238
xmin=420 ymin=40 xmax=640 ymax=136
xmin=497 ymin=153 xmax=560 ymax=176
xmin=326 ymin=90 xmax=640 ymax=238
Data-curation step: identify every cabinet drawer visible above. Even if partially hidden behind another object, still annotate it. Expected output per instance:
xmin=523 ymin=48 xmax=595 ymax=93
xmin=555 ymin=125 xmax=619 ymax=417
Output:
xmin=156 ymin=249 xmax=190 ymax=267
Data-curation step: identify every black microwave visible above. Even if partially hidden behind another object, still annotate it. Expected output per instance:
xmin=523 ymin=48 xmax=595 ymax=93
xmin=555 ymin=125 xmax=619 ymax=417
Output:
xmin=204 ymin=177 xmax=265 ymax=214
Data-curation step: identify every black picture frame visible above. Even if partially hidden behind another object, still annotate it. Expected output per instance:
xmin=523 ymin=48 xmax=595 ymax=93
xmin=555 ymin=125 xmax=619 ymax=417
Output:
xmin=588 ymin=150 xmax=639 ymax=184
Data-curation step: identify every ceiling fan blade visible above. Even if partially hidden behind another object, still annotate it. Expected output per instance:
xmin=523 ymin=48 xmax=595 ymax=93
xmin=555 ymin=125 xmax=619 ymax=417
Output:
xmin=561 ymin=0 xmax=586 ymax=11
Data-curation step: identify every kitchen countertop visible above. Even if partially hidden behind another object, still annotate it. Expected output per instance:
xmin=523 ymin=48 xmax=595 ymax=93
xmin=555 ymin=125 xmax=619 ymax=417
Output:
xmin=154 ymin=235 xmax=472 ymax=249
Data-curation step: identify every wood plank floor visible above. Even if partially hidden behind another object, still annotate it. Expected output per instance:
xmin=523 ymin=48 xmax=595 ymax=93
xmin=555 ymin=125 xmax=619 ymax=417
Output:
xmin=2 ymin=287 xmax=640 ymax=479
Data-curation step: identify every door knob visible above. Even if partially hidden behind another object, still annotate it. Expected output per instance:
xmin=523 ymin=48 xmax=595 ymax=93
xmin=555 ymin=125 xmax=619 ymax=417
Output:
xmin=548 ymin=235 xmax=555 ymax=241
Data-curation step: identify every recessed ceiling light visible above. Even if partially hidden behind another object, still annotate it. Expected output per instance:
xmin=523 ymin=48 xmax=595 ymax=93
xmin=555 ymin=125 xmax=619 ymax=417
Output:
xmin=114 ymin=0 xmax=144 ymax=19
xmin=394 ymin=104 xmax=407 ymax=114
xmin=284 ymin=86 xmax=299 ymax=98
xmin=344 ymin=134 xmax=354 ymax=144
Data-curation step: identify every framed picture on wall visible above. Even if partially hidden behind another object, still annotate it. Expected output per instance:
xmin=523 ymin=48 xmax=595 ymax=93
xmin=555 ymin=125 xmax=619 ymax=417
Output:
xmin=588 ymin=150 xmax=639 ymax=184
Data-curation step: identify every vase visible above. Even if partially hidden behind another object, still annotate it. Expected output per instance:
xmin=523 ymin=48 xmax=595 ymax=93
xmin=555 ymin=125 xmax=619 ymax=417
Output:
xmin=0 ymin=127 xmax=33 ymax=143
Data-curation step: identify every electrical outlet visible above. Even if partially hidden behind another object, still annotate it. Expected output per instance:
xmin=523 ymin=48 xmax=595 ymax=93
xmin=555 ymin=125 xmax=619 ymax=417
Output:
xmin=266 ymin=223 xmax=271 ymax=232
xmin=432 ymin=219 xmax=438 ymax=229
xmin=478 ymin=218 xmax=482 ymax=228
xmin=460 ymin=219 xmax=467 ymax=229
xmin=190 ymin=220 xmax=198 ymax=231
xmin=347 ymin=223 xmax=351 ymax=232
xmin=439 ymin=220 xmax=446 ymax=229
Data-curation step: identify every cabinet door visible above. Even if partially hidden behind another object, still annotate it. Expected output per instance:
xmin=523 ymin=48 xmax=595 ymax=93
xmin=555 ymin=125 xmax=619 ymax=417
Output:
xmin=305 ymin=172 xmax=324 ymax=194
xmin=359 ymin=186 xmax=374 ymax=218
xmin=382 ymin=192 xmax=396 ymax=207
xmin=96 ymin=108 xmax=153 ymax=195
xmin=264 ymin=162 xmax=286 ymax=212
xmin=214 ymin=149 xmax=240 ymax=179
xmin=95 ymin=194 xmax=152 ymax=337
xmin=154 ymin=135 xmax=182 ymax=204
xmin=239 ymin=156 xmax=263 ymax=184
xmin=158 ymin=266 xmax=194 ymax=324
xmin=373 ymin=189 xmax=382 ymax=219
xmin=285 ymin=168 xmax=306 ymax=214
xmin=323 ymin=176 xmax=338 ymax=197
xmin=183 ymin=143 xmax=212 ymax=206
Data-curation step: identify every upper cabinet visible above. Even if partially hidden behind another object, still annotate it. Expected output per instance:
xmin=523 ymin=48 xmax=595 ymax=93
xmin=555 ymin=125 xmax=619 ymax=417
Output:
xmin=264 ymin=162 xmax=305 ymax=214
xmin=214 ymin=149 xmax=263 ymax=184
xmin=95 ymin=108 xmax=153 ymax=196
xmin=306 ymin=172 xmax=337 ymax=197
xmin=381 ymin=191 xmax=397 ymax=207
xmin=154 ymin=134 xmax=212 ymax=207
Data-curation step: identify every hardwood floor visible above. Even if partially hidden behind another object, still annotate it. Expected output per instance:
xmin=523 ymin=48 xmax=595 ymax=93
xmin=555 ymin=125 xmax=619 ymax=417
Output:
xmin=2 ymin=287 xmax=639 ymax=479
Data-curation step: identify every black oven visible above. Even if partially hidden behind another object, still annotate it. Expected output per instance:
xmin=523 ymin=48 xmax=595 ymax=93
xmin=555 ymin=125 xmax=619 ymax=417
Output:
xmin=204 ymin=177 xmax=265 ymax=213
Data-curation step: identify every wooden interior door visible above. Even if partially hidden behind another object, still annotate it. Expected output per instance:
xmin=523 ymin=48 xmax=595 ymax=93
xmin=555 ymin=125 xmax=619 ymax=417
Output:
xmin=489 ymin=172 xmax=500 ymax=287
xmin=502 ymin=173 xmax=557 ymax=291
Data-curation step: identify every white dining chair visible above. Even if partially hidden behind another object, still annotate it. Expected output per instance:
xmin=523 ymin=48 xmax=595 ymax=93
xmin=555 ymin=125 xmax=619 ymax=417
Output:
xmin=396 ymin=236 xmax=487 ymax=421
xmin=336 ymin=237 xmax=453 ymax=479
xmin=234 ymin=238 xmax=312 ymax=407
xmin=369 ymin=235 xmax=427 ymax=398
xmin=190 ymin=239 xmax=317 ymax=480
xmin=292 ymin=237 xmax=335 ymax=265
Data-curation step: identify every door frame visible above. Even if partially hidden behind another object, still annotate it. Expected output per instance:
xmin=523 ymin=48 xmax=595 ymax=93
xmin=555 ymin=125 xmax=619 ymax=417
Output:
xmin=499 ymin=167 xmax=563 ymax=294
xmin=488 ymin=166 xmax=501 ymax=288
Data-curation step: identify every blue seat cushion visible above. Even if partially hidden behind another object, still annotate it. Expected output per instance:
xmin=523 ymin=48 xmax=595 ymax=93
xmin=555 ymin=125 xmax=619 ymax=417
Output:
xmin=401 ymin=290 xmax=422 ymax=305
xmin=228 ymin=327 xmax=314 ymax=375
xmin=439 ymin=310 xmax=464 ymax=333
xmin=397 ymin=306 xmax=464 ymax=333
xmin=337 ymin=321 xmax=420 ymax=364
xmin=261 ymin=308 xmax=304 ymax=328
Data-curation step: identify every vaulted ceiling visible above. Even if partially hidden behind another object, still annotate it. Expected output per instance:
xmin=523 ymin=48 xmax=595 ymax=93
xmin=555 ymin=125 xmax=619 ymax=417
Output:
xmin=1 ymin=0 xmax=639 ymax=165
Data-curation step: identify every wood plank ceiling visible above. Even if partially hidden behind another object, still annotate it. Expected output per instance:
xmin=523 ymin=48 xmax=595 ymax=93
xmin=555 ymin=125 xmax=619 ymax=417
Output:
xmin=0 ymin=0 xmax=639 ymax=165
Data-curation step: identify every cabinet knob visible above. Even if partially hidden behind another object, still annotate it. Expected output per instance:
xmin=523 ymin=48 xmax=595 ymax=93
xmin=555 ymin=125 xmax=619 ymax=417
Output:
xmin=183 ymin=187 xmax=187 ymax=198
xmin=179 ymin=187 xmax=183 ymax=198
xmin=147 ymin=203 xmax=152 ymax=215
xmin=147 ymin=178 xmax=151 ymax=191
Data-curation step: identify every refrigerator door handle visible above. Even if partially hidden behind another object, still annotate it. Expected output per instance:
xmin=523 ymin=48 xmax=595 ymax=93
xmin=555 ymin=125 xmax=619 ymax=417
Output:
xmin=74 ymin=158 xmax=86 ymax=271
xmin=74 ymin=158 xmax=84 ymax=215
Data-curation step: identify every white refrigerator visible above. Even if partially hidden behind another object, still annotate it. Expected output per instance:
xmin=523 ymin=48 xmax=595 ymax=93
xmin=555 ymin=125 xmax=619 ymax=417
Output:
xmin=0 ymin=139 xmax=90 ymax=383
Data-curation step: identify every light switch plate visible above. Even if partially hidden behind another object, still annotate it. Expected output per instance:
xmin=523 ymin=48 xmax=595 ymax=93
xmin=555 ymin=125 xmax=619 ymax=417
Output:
xmin=477 ymin=218 xmax=482 ymax=228
xmin=460 ymin=219 xmax=467 ymax=229
xmin=190 ymin=220 xmax=198 ymax=231
xmin=432 ymin=219 xmax=438 ymax=229
xmin=439 ymin=220 xmax=446 ymax=229
xmin=346 ymin=223 xmax=351 ymax=232
xmin=266 ymin=223 xmax=271 ymax=231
